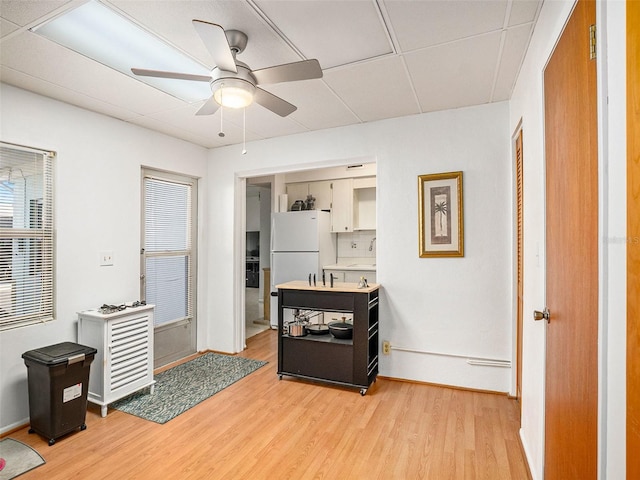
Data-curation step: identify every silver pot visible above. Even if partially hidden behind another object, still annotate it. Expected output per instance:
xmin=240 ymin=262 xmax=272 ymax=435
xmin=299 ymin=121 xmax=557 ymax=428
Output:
xmin=288 ymin=322 xmax=307 ymax=337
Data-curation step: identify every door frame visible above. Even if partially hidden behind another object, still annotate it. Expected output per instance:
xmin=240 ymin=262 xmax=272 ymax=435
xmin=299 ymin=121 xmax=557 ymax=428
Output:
xmin=627 ymin=0 xmax=640 ymax=477
xmin=140 ymin=167 xmax=198 ymax=367
xmin=232 ymin=158 xmax=378 ymax=353
xmin=511 ymin=121 xmax=524 ymax=406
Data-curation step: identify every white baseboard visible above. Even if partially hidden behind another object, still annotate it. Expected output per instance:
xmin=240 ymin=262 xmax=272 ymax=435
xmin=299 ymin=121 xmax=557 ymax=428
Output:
xmin=0 ymin=417 xmax=29 ymax=436
xmin=519 ymin=427 xmax=538 ymax=480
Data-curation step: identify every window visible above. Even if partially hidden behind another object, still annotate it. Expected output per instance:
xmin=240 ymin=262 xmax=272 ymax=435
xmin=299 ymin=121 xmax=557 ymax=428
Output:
xmin=0 ymin=142 xmax=54 ymax=330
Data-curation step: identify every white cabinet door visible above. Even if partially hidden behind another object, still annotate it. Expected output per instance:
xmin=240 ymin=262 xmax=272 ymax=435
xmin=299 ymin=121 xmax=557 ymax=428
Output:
xmin=330 ymin=179 xmax=353 ymax=232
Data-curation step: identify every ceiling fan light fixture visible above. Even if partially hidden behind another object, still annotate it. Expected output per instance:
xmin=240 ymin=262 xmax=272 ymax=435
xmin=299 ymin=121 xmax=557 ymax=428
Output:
xmin=212 ymin=78 xmax=255 ymax=109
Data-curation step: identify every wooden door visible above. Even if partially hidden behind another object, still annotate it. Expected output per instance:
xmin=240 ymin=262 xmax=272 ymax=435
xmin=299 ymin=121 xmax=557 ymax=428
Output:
xmin=543 ymin=0 xmax=598 ymax=478
xmin=628 ymin=0 xmax=640 ymax=477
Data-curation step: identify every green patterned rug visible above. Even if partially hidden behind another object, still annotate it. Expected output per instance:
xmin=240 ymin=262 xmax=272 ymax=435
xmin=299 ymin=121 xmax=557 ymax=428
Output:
xmin=0 ymin=438 xmax=45 ymax=480
xmin=111 ymin=353 xmax=267 ymax=424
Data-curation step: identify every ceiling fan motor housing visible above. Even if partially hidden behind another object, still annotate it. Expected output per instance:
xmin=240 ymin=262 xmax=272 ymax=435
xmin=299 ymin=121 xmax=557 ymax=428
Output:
xmin=210 ymin=62 xmax=256 ymax=107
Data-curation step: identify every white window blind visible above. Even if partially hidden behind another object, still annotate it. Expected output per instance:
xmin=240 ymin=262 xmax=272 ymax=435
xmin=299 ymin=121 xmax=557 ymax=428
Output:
xmin=143 ymin=177 xmax=193 ymax=326
xmin=0 ymin=143 xmax=54 ymax=331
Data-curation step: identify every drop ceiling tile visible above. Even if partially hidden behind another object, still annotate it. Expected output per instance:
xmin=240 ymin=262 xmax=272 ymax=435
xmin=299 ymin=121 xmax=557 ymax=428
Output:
xmin=137 ymin=101 xmax=265 ymax=144
xmin=1 ymin=31 xmax=189 ymax=115
xmin=265 ymin=79 xmax=361 ymax=131
xmin=254 ymin=0 xmax=393 ymax=69
xmin=0 ymin=17 xmax=18 ymax=37
xmin=508 ymin=0 xmax=541 ymax=26
xmin=493 ymin=23 xmax=533 ymax=100
xmin=111 ymin=0 xmax=301 ymax=71
xmin=125 ymin=114 xmax=219 ymax=148
xmin=384 ymin=0 xmax=507 ymax=52
xmin=404 ymin=32 xmax=502 ymax=112
xmin=0 ymin=66 xmax=142 ymax=121
xmin=0 ymin=0 xmax=69 ymax=26
xmin=324 ymin=55 xmax=420 ymax=123
xmin=223 ymin=102 xmax=308 ymax=139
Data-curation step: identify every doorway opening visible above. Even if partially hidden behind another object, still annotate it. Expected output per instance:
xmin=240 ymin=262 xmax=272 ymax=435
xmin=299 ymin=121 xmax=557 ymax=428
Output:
xmin=244 ymin=182 xmax=271 ymax=340
xmin=238 ymin=160 xmax=377 ymax=350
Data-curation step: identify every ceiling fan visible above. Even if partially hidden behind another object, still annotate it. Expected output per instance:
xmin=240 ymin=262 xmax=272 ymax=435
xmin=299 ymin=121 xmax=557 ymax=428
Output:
xmin=131 ymin=20 xmax=323 ymax=117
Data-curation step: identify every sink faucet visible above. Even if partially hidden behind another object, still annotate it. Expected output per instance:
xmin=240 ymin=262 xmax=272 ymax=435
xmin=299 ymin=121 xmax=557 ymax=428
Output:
xmin=369 ymin=237 xmax=376 ymax=252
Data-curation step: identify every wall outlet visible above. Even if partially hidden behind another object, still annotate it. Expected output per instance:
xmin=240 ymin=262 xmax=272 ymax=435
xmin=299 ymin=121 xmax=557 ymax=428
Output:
xmin=382 ymin=341 xmax=391 ymax=355
xmin=99 ymin=250 xmax=114 ymax=266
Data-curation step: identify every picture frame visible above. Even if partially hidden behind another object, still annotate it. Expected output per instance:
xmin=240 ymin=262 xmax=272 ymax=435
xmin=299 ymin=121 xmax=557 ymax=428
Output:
xmin=418 ymin=171 xmax=464 ymax=257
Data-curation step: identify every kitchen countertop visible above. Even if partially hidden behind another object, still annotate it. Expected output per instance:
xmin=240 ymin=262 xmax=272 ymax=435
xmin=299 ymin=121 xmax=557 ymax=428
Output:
xmin=323 ymin=263 xmax=376 ymax=272
xmin=276 ymin=280 xmax=379 ymax=294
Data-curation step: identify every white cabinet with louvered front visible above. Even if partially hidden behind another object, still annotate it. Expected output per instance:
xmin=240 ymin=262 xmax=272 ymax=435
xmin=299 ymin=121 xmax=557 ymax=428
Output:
xmin=77 ymin=304 xmax=155 ymax=417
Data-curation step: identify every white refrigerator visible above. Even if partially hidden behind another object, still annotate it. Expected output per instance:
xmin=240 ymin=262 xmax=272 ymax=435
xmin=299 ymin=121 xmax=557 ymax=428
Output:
xmin=270 ymin=210 xmax=336 ymax=328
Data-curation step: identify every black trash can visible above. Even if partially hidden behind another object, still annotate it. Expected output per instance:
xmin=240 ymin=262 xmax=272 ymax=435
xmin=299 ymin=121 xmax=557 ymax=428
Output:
xmin=22 ymin=342 xmax=97 ymax=446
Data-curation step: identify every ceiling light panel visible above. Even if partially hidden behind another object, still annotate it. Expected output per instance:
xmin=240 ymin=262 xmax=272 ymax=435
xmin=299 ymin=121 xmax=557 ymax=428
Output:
xmin=111 ymin=0 xmax=301 ymax=71
xmin=30 ymin=0 xmax=211 ymax=102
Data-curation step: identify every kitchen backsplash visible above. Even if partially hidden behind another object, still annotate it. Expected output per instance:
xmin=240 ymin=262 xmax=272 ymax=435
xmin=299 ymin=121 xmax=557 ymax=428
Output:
xmin=337 ymin=231 xmax=376 ymax=263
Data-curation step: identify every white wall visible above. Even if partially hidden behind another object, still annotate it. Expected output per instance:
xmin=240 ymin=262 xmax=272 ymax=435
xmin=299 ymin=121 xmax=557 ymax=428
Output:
xmin=0 ymin=84 xmax=208 ymax=432
xmin=509 ymin=0 xmax=627 ymax=478
xmin=206 ymin=102 xmax=513 ymax=393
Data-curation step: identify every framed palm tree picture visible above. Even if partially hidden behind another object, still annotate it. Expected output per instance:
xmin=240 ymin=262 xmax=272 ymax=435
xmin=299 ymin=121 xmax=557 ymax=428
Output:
xmin=418 ymin=171 xmax=464 ymax=257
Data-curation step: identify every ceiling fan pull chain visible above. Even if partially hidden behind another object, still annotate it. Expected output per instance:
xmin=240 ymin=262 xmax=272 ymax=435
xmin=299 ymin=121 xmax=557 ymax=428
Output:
xmin=242 ymin=107 xmax=247 ymax=155
xmin=218 ymin=86 xmax=225 ymax=138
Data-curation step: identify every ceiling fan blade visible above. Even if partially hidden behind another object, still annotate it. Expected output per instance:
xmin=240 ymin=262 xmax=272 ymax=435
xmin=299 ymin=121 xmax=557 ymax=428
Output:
xmin=195 ymin=96 xmax=220 ymax=116
xmin=192 ymin=20 xmax=237 ymax=73
xmin=131 ymin=68 xmax=211 ymax=82
xmin=254 ymin=88 xmax=297 ymax=117
xmin=252 ymin=59 xmax=322 ymax=85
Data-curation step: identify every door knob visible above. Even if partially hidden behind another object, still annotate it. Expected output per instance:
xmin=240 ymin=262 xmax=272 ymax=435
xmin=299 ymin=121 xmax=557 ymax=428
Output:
xmin=533 ymin=308 xmax=550 ymax=323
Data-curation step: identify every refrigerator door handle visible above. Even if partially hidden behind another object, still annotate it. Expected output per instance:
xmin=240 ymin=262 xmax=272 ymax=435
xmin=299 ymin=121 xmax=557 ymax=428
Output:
xmin=270 ymin=214 xmax=276 ymax=255
xmin=270 ymin=252 xmax=274 ymax=290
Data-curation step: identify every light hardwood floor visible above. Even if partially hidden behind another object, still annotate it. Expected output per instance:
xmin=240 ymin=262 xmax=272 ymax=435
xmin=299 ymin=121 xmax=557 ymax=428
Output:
xmin=7 ymin=330 xmax=531 ymax=479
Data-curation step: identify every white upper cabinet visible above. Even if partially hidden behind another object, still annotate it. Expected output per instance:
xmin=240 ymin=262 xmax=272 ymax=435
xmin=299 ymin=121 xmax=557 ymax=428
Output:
xmin=285 ymin=176 xmax=376 ymax=232
xmin=330 ymin=178 xmax=353 ymax=232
